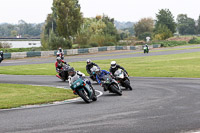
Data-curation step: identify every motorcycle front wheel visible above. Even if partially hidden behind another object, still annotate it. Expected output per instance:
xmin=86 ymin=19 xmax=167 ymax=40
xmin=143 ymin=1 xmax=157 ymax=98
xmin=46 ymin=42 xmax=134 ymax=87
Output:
xmin=78 ymin=90 xmax=90 ymax=103
xmin=111 ymin=85 xmax=122 ymax=96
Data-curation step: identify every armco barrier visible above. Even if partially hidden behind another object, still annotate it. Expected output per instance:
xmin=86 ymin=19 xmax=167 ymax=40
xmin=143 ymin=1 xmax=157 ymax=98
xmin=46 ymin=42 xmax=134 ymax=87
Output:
xmin=3 ymin=44 xmax=161 ymax=59
xmin=78 ymin=48 xmax=89 ymax=54
xmin=27 ymin=51 xmax=41 ymax=57
xmin=11 ymin=52 xmax=26 ymax=59
xmin=3 ymin=53 xmax=11 ymax=59
xmin=116 ymin=46 xmax=123 ymax=50
xmin=98 ymin=47 xmax=107 ymax=51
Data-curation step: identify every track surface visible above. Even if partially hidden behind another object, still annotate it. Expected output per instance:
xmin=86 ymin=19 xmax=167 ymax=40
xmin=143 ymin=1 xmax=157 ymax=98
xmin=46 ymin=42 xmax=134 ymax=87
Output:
xmin=0 ymin=75 xmax=200 ymax=133
xmin=1 ymin=46 xmax=200 ymax=133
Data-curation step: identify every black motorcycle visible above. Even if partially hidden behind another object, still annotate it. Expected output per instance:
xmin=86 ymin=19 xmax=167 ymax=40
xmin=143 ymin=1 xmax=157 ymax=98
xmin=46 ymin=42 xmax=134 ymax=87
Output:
xmin=114 ymin=69 xmax=132 ymax=90
xmin=0 ymin=57 xmax=3 ymax=63
xmin=102 ymin=75 xmax=122 ymax=96
xmin=56 ymin=64 xmax=70 ymax=81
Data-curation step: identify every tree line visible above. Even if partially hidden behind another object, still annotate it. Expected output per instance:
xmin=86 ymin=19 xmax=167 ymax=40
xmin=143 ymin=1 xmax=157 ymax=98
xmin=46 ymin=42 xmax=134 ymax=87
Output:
xmin=0 ymin=20 xmax=43 ymax=38
xmin=134 ymin=9 xmax=200 ymax=41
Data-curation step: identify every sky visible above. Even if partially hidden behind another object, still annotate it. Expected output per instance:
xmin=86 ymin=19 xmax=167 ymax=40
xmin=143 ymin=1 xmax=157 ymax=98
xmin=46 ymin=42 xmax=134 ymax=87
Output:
xmin=0 ymin=0 xmax=199 ymax=24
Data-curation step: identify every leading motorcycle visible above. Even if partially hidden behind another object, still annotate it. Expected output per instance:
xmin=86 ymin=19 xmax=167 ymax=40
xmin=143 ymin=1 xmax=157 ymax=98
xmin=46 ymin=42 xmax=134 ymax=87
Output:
xmin=70 ymin=75 xmax=97 ymax=103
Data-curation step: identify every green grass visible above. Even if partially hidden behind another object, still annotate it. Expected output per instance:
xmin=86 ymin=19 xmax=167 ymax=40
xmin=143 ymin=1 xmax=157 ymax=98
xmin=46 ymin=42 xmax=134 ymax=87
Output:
xmin=0 ymin=84 xmax=77 ymax=109
xmin=1 ymin=52 xmax=200 ymax=78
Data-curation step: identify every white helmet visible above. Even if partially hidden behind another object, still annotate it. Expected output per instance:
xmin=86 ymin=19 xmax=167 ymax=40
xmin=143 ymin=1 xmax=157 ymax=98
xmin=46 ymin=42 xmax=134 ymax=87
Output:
xmin=95 ymin=68 xmax=101 ymax=75
xmin=111 ymin=61 xmax=116 ymax=68
xmin=87 ymin=59 xmax=91 ymax=64
xmin=56 ymin=57 xmax=61 ymax=61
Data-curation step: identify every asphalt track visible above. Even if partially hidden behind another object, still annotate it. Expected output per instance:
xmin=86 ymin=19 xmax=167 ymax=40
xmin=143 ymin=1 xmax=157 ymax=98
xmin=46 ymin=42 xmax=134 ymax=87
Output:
xmin=0 ymin=46 xmax=200 ymax=133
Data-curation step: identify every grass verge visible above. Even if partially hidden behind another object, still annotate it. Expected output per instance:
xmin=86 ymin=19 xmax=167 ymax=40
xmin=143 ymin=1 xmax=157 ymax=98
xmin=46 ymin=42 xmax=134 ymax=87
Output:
xmin=1 ymin=52 xmax=200 ymax=78
xmin=0 ymin=84 xmax=77 ymax=109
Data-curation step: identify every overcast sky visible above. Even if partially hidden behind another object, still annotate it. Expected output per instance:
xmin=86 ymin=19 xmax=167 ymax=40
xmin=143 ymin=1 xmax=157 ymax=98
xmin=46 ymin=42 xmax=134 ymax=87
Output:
xmin=0 ymin=0 xmax=199 ymax=24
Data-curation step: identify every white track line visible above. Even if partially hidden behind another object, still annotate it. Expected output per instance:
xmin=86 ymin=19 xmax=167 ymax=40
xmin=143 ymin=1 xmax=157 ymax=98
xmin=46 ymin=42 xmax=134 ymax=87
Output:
xmin=3 ymin=61 xmax=27 ymax=64
xmin=0 ymin=90 xmax=103 ymax=111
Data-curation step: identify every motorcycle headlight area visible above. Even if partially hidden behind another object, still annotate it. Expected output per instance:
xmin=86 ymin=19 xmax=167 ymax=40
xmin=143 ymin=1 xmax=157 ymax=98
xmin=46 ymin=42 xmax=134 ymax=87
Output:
xmin=73 ymin=82 xmax=81 ymax=88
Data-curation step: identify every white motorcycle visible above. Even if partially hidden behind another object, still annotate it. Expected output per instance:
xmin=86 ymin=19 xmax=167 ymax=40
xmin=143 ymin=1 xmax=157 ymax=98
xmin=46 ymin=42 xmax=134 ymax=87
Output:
xmin=90 ymin=66 xmax=98 ymax=82
xmin=114 ymin=69 xmax=132 ymax=90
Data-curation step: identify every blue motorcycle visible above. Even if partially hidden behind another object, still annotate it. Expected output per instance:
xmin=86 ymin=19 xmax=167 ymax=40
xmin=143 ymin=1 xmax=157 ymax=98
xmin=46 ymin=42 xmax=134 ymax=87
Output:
xmin=70 ymin=75 xmax=97 ymax=103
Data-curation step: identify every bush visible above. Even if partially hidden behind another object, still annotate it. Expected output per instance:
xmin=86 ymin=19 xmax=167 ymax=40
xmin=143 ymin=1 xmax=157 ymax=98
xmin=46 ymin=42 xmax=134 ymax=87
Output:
xmin=48 ymin=31 xmax=72 ymax=50
xmin=89 ymin=42 xmax=99 ymax=47
xmin=79 ymin=45 xmax=90 ymax=48
xmin=151 ymin=41 xmax=187 ymax=47
xmin=103 ymin=42 xmax=115 ymax=46
xmin=188 ymin=37 xmax=200 ymax=44
xmin=116 ymin=42 xmax=128 ymax=46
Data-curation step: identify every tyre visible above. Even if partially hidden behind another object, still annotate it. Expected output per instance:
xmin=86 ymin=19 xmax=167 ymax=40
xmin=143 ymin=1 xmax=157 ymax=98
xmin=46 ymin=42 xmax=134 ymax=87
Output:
xmin=91 ymin=86 xmax=97 ymax=101
xmin=111 ymin=85 xmax=122 ymax=96
xmin=124 ymin=80 xmax=132 ymax=90
xmin=78 ymin=90 xmax=90 ymax=103
xmin=92 ymin=95 xmax=97 ymax=101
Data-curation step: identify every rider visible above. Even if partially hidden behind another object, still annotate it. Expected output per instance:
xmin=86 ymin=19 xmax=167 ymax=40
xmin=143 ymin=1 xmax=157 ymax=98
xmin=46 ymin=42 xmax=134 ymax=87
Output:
xmin=0 ymin=51 xmax=3 ymax=63
xmin=95 ymin=68 xmax=114 ymax=91
xmin=68 ymin=67 xmax=91 ymax=94
xmin=55 ymin=57 xmax=67 ymax=79
xmin=109 ymin=61 xmax=128 ymax=76
xmin=57 ymin=47 xmax=64 ymax=59
xmin=144 ymin=44 xmax=149 ymax=49
xmin=86 ymin=59 xmax=99 ymax=78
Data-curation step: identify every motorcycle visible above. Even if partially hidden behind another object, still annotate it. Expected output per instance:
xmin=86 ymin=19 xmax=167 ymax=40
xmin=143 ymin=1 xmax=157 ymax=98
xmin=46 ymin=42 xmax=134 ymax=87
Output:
xmin=57 ymin=51 xmax=64 ymax=60
xmin=0 ymin=57 xmax=3 ymax=63
xmin=101 ymin=75 xmax=122 ymax=96
xmin=114 ymin=69 xmax=132 ymax=90
xmin=56 ymin=64 xmax=70 ymax=81
xmin=70 ymin=75 xmax=97 ymax=103
xmin=90 ymin=66 xmax=98 ymax=82
xmin=144 ymin=46 xmax=149 ymax=54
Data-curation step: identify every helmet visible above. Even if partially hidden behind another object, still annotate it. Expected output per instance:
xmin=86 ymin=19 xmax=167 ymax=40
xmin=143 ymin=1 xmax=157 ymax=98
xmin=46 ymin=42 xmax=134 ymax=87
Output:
xmin=56 ymin=57 xmax=61 ymax=62
xmin=95 ymin=68 xmax=101 ymax=75
xmin=68 ymin=67 xmax=76 ymax=76
xmin=86 ymin=59 xmax=91 ymax=64
xmin=0 ymin=51 xmax=3 ymax=54
xmin=59 ymin=47 xmax=62 ymax=52
xmin=111 ymin=61 xmax=116 ymax=68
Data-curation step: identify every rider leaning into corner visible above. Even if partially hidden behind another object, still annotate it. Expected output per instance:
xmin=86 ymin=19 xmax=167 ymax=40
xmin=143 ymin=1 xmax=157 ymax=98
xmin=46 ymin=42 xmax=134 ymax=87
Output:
xmin=68 ymin=67 xmax=92 ymax=94
xmin=109 ymin=61 xmax=128 ymax=76
xmin=95 ymin=68 xmax=115 ymax=91
xmin=86 ymin=59 xmax=99 ymax=77
xmin=0 ymin=51 xmax=4 ymax=63
xmin=55 ymin=57 xmax=67 ymax=79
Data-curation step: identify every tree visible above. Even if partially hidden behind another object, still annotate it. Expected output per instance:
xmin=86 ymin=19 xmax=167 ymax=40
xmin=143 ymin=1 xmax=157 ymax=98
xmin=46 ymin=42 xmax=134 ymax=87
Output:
xmin=53 ymin=0 xmax=83 ymax=39
xmin=177 ymin=14 xmax=196 ymax=35
xmin=155 ymin=9 xmax=176 ymax=34
xmin=153 ymin=24 xmax=173 ymax=40
xmin=134 ymin=18 xmax=154 ymax=37
xmin=196 ymin=15 xmax=200 ymax=34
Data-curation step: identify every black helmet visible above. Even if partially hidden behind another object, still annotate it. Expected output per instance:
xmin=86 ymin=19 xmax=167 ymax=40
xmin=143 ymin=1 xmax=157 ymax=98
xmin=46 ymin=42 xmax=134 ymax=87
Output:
xmin=68 ymin=67 xmax=76 ymax=76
